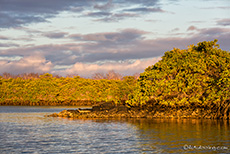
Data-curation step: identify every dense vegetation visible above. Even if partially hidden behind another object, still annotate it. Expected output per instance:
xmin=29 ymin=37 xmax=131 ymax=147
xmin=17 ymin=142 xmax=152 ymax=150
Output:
xmin=127 ymin=40 xmax=230 ymax=117
xmin=1 ymin=39 xmax=229 ymax=118
xmin=0 ymin=72 xmax=137 ymax=106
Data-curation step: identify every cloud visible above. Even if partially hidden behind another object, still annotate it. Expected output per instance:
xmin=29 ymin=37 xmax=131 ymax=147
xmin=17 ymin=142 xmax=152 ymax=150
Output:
xmin=199 ymin=27 xmax=230 ymax=36
xmin=0 ymin=8 xmax=48 ymax=28
xmin=94 ymin=0 xmax=114 ymax=10
xmin=2 ymin=27 xmax=229 ymax=67
xmin=187 ymin=26 xmax=198 ymax=31
xmin=0 ymin=0 xmax=90 ymax=28
xmin=75 ymin=28 xmax=148 ymax=42
xmin=0 ymin=56 xmax=22 ymax=61
xmin=91 ymin=12 xmax=139 ymax=22
xmin=0 ymin=43 xmax=19 ymax=48
xmin=199 ymin=6 xmax=230 ymax=10
xmin=68 ymin=28 xmax=162 ymax=62
xmin=216 ymin=18 xmax=230 ymax=26
xmin=1 ymin=26 xmax=229 ymax=77
xmin=170 ymin=28 xmax=180 ymax=33
xmin=85 ymin=11 xmax=112 ymax=17
xmin=0 ymin=0 xmax=163 ymax=28
xmin=0 ymin=35 xmax=10 ymax=40
xmin=62 ymin=57 xmax=161 ymax=77
xmin=123 ymin=7 xmax=165 ymax=13
xmin=119 ymin=0 xmax=159 ymax=6
xmin=0 ymin=43 xmax=83 ymax=65
xmin=0 ymin=54 xmax=53 ymax=74
xmin=43 ymin=32 xmax=69 ymax=39
xmin=83 ymin=0 xmax=163 ymax=22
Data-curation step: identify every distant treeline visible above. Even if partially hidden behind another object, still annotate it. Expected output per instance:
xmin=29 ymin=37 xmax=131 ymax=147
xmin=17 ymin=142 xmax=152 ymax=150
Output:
xmin=0 ymin=71 xmax=137 ymax=106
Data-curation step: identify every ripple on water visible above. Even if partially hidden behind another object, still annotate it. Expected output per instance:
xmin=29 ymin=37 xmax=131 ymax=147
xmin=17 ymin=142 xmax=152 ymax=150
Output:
xmin=0 ymin=107 xmax=229 ymax=154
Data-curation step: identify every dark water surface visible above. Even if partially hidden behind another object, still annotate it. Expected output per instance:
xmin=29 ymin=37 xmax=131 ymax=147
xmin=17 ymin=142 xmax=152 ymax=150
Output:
xmin=0 ymin=106 xmax=229 ymax=154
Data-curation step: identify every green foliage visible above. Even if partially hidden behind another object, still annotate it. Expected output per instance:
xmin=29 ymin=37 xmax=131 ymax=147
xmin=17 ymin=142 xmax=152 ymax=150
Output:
xmin=127 ymin=39 xmax=230 ymax=107
xmin=0 ymin=72 xmax=137 ymax=106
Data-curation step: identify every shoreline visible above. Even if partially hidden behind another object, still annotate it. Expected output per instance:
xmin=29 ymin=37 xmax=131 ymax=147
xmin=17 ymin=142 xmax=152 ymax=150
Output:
xmin=47 ymin=101 xmax=230 ymax=120
xmin=0 ymin=100 xmax=97 ymax=106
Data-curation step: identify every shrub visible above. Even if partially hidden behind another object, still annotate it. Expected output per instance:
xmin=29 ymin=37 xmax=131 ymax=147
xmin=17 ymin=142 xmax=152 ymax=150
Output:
xmin=126 ymin=39 xmax=230 ymax=108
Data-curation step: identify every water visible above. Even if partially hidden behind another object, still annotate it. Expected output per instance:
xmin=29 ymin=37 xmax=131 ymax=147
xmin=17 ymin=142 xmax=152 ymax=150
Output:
xmin=0 ymin=106 xmax=229 ymax=154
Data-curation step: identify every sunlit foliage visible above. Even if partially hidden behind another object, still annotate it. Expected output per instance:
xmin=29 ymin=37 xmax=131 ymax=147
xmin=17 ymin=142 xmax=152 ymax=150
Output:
xmin=1 ymin=39 xmax=229 ymax=112
xmin=126 ymin=40 xmax=230 ymax=110
xmin=0 ymin=72 xmax=137 ymax=106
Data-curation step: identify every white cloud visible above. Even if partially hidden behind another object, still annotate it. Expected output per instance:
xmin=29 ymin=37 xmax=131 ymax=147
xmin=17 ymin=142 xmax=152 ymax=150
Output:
xmin=61 ymin=57 xmax=161 ymax=77
xmin=0 ymin=54 xmax=53 ymax=74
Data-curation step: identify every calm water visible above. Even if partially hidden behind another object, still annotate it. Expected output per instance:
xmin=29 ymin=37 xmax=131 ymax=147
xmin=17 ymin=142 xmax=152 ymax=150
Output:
xmin=0 ymin=106 xmax=229 ymax=154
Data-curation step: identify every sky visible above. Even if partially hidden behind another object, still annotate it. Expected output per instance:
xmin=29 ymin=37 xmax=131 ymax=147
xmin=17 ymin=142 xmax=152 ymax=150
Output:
xmin=0 ymin=0 xmax=229 ymax=77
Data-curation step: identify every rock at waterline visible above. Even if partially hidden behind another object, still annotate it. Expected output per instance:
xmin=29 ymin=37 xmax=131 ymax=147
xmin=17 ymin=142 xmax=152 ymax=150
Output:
xmin=47 ymin=101 xmax=129 ymax=118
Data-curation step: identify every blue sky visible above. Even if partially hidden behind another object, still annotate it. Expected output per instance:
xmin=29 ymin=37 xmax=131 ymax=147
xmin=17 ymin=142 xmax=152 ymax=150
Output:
xmin=0 ymin=0 xmax=229 ymax=77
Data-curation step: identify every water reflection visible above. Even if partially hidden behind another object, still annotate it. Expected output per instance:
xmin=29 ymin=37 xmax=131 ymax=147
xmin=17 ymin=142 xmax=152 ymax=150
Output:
xmin=0 ymin=107 xmax=229 ymax=154
xmin=125 ymin=119 xmax=230 ymax=153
